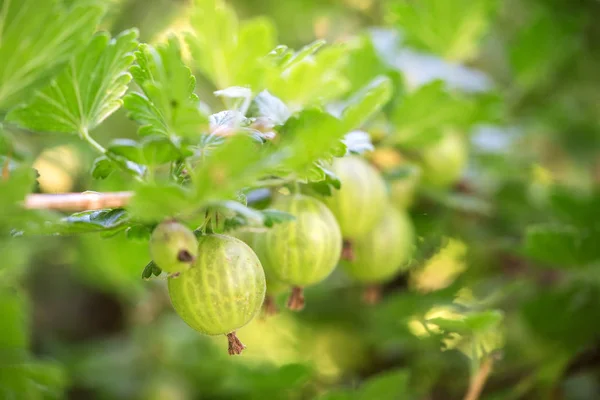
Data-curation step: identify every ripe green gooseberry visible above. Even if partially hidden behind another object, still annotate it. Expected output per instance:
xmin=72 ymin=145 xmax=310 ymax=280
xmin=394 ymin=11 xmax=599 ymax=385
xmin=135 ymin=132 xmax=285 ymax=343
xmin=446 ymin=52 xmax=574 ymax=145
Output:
xmin=390 ymin=165 xmax=422 ymax=210
xmin=323 ymin=156 xmax=388 ymax=239
xmin=248 ymin=232 xmax=289 ymax=316
xmin=149 ymin=219 xmax=198 ymax=274
xmin=341 ymin=206 xmax=414 ymax=300
xmin=228 ymin=227 xmax=289 ymax=316
xmin=167 ymin=234 xmax=266 ymax=355
xmin=255 ymin=194 xmax=342 ymax=311
xmin=421 ymin=130 xmax=468 ymax=187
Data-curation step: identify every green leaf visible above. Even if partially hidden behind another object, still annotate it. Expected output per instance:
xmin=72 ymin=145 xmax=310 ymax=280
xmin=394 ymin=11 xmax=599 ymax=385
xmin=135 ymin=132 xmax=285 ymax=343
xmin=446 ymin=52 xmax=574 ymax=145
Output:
xmin=509 ymin=7 xmax=580 ymax=90
xmin=91 ymin=156 xmax=115 ymax=180
xmin=340 ymin=76 xmax=393 ymax=131
xmin=193 ymin=135 xmax=271 ymax=203
xmin=0 ymin=360 xmax=67 ymax=400
xmin=548 ymin=187 xmax=600 ymax=229
xmin=308 ymin=180 xmax=334 ymax=197
xmin=0 ymin=289 xmax=28 ymax=349
xmin=427 ymin=317 xmax=469 ymax=334
xmin=145 ymin=110 xmax=347 ymax=216
xmin=268 ymin=44 xmax=349 ymax=109
xmin=318 ymin=392 xmax=354 ymax=400
xmin=522 ymin=283 xmax=600 ymax=351
xmin=278 ymin=109 xmax=347 ymax=173
xmin=282 ymin=40 xmax=326 ymax=69
xmin=0 ymin=1 xmax=104 ymax=109
xmin=524 ymin=224 xmax=583 ymax=267
xmin=387 ymin=81 xmax=471 ymax=147
xmin=357 ymin=369 xmax=411 ymax=400
xmin=107 ymin=139 xmax=144 ymax=164
xmin=261 ymin=209 xmax=296 ymax=227
xmin=124 ymin=37 xmax=208 ymax=140
xmin=369 ymin=283 xmax=461 ymax=341
xmin=464 ymin=310 xmax=503 ymax=333
xmin=321 ymin=165 xmax=341 ymax=189
xmin=141 ymin=260 xmax=163 ymax=280
xmin=214 ymin=201 xmax=265 ymax=225
xmin=298 ymin=162 xmax=342 ymax=188
xmin=0 ymin=166 xmax=36 ymax=211
xmin=223 ymin=216 xmax=247 ymax=232
xmin=6 ymin=29 xmax=138 ymax=134
xmin=389 ymin=0 xmax=496 ymax=62
xmin=59 ymin=209 xmax=129 ymax=234
xmin=125 ymin=224 xmax=152 ymax=241
xmin=141 ymin=262 xmax=153 ymax=279
xmin=141 ymin=136 xmax=181 ymax=165
xmin=186 ymin=0 xmax=277 ymax=89
xmin=343 ymin=33 xmax=392 ymax=94
xmin=128 ymin=183 xmax=194 ymax=222
xmin=0 ymin=166 xmax=41 ymax=234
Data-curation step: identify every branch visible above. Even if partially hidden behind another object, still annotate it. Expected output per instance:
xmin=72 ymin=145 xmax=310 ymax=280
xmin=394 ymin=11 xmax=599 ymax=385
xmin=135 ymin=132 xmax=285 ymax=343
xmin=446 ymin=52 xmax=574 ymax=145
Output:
xmin=23 ymin=188 xmax=274 ymax=212
xmin=464 ymin=356 xmax=494 ymax=400
xmin=24 ymin=191 xmax=133 ymax=211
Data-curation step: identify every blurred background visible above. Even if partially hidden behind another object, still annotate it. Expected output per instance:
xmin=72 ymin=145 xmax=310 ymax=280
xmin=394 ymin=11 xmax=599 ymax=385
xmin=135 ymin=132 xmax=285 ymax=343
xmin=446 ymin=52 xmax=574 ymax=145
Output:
xmin=2 ymin=0 xmax=600 ymax=399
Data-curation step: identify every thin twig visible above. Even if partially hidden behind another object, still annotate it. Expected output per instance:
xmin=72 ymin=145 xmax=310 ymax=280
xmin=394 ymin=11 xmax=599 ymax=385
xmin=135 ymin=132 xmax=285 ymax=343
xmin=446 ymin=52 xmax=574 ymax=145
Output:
xmin=2 ymin=150 xmax=10 ymax=181
xmin=464 ymin=356 xmax=494 ymax=400
xmin=22 ymin=186 xmax=274 ymax=212
xmin=24 ymin=191 xmax=133 ymax=211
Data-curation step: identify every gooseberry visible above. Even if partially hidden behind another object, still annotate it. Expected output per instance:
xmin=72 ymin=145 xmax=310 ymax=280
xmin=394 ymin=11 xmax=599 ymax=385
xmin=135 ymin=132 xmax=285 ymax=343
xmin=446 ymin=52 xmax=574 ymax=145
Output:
xmin=255 ymin=194 xmax=342 ymax=310
xmin=167 ymin=234 xmax=266 ymax=355
xmin=149 ymin=219 xmax=198 ymax=274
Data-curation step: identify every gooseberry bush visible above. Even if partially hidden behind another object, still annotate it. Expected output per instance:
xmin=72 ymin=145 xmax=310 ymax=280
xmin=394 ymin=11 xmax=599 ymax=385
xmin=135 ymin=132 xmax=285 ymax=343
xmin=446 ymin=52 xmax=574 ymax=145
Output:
xmin=2 ymin=0 xmax=600 ymax=399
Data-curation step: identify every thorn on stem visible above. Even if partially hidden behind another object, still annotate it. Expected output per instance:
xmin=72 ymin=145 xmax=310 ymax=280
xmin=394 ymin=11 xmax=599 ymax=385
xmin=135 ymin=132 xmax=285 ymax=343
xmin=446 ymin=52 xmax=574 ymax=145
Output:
xmin=287 ymin=286 xmax=305 ymax=311
xmin=227 ymin=332 xmax=246 ymax=355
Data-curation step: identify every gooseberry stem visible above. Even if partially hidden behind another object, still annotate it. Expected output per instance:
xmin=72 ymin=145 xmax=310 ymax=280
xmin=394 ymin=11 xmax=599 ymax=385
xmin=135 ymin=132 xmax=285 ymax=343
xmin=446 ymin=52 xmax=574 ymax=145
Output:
xmin=464 ymin=355 xmax=494 ymax=400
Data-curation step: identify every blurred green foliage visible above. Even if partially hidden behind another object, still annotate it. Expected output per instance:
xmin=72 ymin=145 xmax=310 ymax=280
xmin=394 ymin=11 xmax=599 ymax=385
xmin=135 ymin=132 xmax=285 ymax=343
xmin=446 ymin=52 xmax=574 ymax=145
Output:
xmin=1 ymin=0 xmax=600 ymax=399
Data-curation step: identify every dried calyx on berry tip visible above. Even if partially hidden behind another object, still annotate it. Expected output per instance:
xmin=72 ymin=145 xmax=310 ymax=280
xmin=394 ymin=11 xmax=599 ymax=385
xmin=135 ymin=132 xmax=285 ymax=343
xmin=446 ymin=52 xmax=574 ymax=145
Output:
xmin=227 ymin=332 xmax=246 ymax=355
xmin=287 ymin=286 xmax=305 ymax=311
xmin=177 ymin=249 xmax=195 ymax=262
xmin=341 ymin=239 xmax=355 ymax=261
xmin=262 ymin=295 xmax=279 ymax=316
xmin=363 ymin=284 xmax=382 ymax=305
